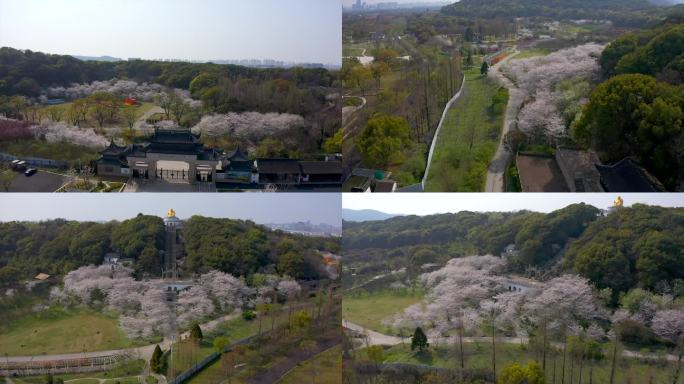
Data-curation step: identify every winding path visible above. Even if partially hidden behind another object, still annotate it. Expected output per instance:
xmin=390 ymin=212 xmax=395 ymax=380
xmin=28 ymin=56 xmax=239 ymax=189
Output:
xmin=341 ymin=96 xmax=367 ymax=141
xmin=343 ymin=319 xmax=680 ymax=362
xmin=133 ymin=106 xmax=164 ymax=133
xmin=485 ymin=48 xmax=523 ymax=192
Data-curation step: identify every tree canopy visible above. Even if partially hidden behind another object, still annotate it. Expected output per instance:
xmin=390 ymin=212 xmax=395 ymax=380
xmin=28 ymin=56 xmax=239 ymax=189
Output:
xmin=0 ymin=215 xmax=338 ymax=283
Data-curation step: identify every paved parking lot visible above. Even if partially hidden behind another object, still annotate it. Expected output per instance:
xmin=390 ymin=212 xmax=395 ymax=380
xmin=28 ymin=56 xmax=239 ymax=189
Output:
xmin=7 ymin=170 xmax=72 ymax=192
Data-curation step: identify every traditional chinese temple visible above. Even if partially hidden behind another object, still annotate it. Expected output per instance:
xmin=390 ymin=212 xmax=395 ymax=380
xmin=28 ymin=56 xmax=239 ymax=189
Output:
xmin=95 ymin=127 xmax=342 ymax=190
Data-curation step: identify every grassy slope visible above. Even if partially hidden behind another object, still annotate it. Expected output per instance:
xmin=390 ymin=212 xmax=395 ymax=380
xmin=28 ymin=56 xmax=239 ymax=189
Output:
xmin=38 ymin=101 xmax=156 ymax=123
xmin=513 ymin=48 xmax=551 ymax=60
xmin=424 ymin=62 xmax=505 ymax=192
xmin=278 ymin=345 xmax=342 ymax=384
xmin=11 ymin=360 xmax=147 ymax=384
xmin=0 ymin=140 xmax=99 ymax=164
xmin=343 ymin=292 xmax=422 ymax=334
xmin=0 ymin=311 xmax=137 ymax=356
xmin=358 ymin=343 xmax=684 ymax=384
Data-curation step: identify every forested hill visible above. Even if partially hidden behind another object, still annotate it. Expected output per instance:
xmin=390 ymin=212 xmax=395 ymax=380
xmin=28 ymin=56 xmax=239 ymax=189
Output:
xmin=0 ymin=214 xmax=339 ymax=284
xmin=0 ymin=47 xmax=336 ymax=97
xmin=442 ymin=0 xmax=661 ymax=26
xmin=343 ymin=203 xmax=684 ymax=295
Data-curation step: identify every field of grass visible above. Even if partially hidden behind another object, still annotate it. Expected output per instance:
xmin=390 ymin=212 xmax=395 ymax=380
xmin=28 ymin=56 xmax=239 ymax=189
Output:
xmin=102 ymin=377 xmax=139 ymax=384
xmin=513 ymin=48 xmax=551 ymax=60
xmin=0 ymin=140 xmax=100 ymax=165
xmin=38 ymin=101 xmax=156 ymax=124
xmin=67 ymin=380 xmax=100 ymax=384
xmin=11 ymin=360 xmax=146 ymax=384
xmin=278 ymin=345 xmax=341 ymax=384
xmin=343 ymin=291 xmax=422 ymax=334
xmin=0 ymin=310 xmax=139 ymax=356
xmin=343 ymin=43 xmax=372 ymax=57
xmin=424 ymin=61 xmax=507 ymax=191
xmin=357 ymin=343 xmax=684 ymax=384
xmin=209 ymin=311 xmax=290 ymax=342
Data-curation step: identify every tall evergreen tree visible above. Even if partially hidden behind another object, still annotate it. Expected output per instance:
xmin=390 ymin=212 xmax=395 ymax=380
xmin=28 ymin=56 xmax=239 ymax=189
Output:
xmin=150 ymin=345 xmax=163 ymax=374
xmin=411 ymin=327 xmax=429 ymax=351
xmin=191 ymin=323 xmax=203 ymax=341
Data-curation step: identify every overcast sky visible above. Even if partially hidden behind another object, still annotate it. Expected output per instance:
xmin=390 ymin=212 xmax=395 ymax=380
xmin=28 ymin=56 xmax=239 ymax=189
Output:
xmin=344 ymin=193 xmax=684 ymax=215
xmin=0 ymin=193 xmax=341 ymax=225
xmin=0 ymin=0 xmax=341 ymax=64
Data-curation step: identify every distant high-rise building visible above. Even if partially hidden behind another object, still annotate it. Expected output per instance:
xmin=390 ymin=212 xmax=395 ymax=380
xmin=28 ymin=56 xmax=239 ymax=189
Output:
xmin=353 ymin=0 xmax=364 ymax=9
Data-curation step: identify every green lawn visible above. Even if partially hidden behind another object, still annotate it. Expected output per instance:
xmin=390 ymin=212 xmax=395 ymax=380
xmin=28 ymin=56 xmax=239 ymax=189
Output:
xmin=11 ymin=360 xmax=146 ymax=384
xmin=102 ymin=377 xmax=139 ymax=384
xmin=65 ymin=380 xmax=100 ymax=384
xmin=512 ymin=48 xmax=551 ymax=60
xmin=0 ymin=310 xmax=138 ymax=356
xmin=278 ymin=345 xmax=341 ymax=384
xmin=343 ymin=42 xmax=371 ymax=57
xmin=343 ymin=291 xmax=422 ymax=335
xmin=424 ymin=61 xmax=507 ymax=191
xmin=0 ymin=140 xmax=100 ymax=165
xmin=357 ymin=343 xmax=684 ymax=384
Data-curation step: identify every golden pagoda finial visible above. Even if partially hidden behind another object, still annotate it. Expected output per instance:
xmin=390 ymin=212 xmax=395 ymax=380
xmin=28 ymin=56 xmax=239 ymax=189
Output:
xmin=167 ymin=208 xmax=176 ymax=218
xmin=614 ymin=196 xmax=623 ymax=208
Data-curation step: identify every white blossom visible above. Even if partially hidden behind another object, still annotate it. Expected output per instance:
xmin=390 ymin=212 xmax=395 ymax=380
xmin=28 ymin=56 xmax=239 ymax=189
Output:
xmin=191 ymin=112 xmax=306 ymax=142
xmin=29 ymin=122 xmax=108 ymax=149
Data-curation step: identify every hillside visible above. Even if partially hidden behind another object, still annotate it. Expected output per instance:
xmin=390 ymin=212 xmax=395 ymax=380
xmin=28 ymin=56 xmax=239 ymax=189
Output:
xmin=0 ymin=47 xmax=336 ymax=96
xmin=342 ymin=209 xmax=401 ymax=222
xmin=343 ymin=203 xmax=684 ymax=295
xmin=442 ymin=0 xmax=661 ymax=26
xmin=0 ymin=215 xmax=339 ymax=284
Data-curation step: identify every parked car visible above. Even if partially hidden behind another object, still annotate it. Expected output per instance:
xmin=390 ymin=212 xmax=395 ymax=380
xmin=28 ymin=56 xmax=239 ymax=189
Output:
xmin=24 ymin=168 xmax=37 ymax=177
xmin=11 ymin=160 xmax=27 ymax=171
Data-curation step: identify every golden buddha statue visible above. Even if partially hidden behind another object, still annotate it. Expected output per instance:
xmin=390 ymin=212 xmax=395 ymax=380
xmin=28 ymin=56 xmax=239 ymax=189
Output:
xmin=614 ymin=196 xmax=623 ymax=208
xmin=167 ymin=208 xmax=176 ymax=218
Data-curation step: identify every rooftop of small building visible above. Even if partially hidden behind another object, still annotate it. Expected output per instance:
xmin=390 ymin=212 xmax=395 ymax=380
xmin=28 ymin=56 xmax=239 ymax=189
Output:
xmin=596 ymin=157 xmax=666 ymax=192
xmin=256 ymin=158 xmax=301 ymax=174
xmin=300 ymin=160 xmax=342 ymax=175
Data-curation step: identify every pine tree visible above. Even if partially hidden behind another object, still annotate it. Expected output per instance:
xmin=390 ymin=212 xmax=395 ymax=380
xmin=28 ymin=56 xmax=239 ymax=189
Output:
xmin=150 ymin=345 xmax=163 ymax=374
xmin=481 ymin=61 xmax=489 ymax=75
xmin=411 ymin=327 xmax=429 ymax=351
xmin=190 ymin=323 xmax=203 ymax=340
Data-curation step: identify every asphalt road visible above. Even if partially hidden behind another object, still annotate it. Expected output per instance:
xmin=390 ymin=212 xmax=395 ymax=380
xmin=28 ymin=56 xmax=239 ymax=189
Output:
xmin=7 ymin=169 xmax=72 ymax=192
xmin=343 ymin=319 xmax=680 ymax=362
xmin=485 ymin=49 xmax=524 ymax=192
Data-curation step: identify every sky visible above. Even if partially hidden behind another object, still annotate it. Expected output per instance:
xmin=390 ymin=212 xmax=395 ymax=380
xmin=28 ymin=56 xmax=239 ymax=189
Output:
xmin=342 ymin=0 xmax=449 ymax=5
xmin=0 ymin=193 xmax=341 ymax=225
xmin=343 ymin=193 xmax=684 ymax=215
xmin=0 ymin=0 xmax=341 ymax=65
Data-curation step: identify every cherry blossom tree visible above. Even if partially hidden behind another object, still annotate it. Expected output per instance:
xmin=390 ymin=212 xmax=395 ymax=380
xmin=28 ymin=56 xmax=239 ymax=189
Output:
xmin=652 ymin=309 xmax=684 ymax=384
xmin=29 ymin=122 xmax=108 ymax=149
xmin=191 ymin=112 xmax=306 ymax=142
xmin=0 ymin=118 xmax=33 ymax=141
xmin=277 ymin=279 xmax=301 ymax=300
xmin=45 ymin=79 xmax=196 ymax=105
xmin=502 ymin=44 xmax=603 ymax=144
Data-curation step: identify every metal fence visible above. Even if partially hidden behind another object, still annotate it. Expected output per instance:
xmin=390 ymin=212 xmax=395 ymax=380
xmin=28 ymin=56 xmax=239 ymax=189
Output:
xmin=0 ymin=354 xmax=127 ymax=376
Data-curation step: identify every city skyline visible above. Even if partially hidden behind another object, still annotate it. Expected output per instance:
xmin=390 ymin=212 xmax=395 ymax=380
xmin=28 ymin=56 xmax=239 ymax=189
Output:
xmin=0 ymin=0 xmax=342 ymax=65
xmin=0 ymin=193 xmax=342 ymax=225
